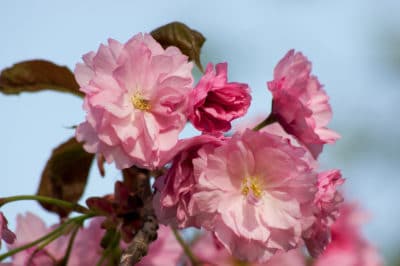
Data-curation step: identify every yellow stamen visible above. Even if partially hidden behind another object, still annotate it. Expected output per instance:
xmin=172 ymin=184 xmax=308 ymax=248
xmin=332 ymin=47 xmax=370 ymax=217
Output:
xmin=241 ymin=176 xmax=263 ymax=198
xmin=233 ymin=259 xmax=249 ymax=266
xmin=131 ymin=92 xmax=151 ymax=111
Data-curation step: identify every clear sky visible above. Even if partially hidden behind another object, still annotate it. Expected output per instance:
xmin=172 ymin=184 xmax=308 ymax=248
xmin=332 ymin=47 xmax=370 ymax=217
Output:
xmin=1 ymin=0 xmax=400 ymax=261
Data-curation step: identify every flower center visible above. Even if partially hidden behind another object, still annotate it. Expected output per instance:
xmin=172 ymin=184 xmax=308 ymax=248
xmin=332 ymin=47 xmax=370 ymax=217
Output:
xmin=233 ymin=259 xmax=250 ymax=266
xmin=241 ymin=176 xmax=263 ymax=199
xmin=131 ymin=92 xmax=151 ymax=111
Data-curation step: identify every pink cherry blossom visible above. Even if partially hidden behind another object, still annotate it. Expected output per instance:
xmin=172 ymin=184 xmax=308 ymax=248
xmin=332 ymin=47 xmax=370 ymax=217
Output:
xmin=153 ymin=134 xmax=225 ymax=228
xmin=304 ymin=170 xmax=345 ymax=257
xmin=7 ymin=213 xmax=107 ymax=266
xmin=265 ymin=249 xmax=305 ymax=266
xmin=314 ymin=203 xmax=383 ymax=266
xmin=189 ymin=129 xmax=317 ymax=262
xmin=0 ymin=212 xmax=15 ymax=247
xmin=75 ymin=33 xmax=193 ymax=169
xmin=188 ymin=63 xmax=251 ymax=133
xmin=191 ymin=232 xmax=232 ymax=265
xmin=68 ymin=218 xmax=107 ymax=266
xmin=314 ymin=170 xmax=345 ymax=225
xmin=191 ymin=231 xmax=305 ymax=266
xmin=267 ymin=50 xmax=340 ymax=158
xmin=137 ymin=225 xmax=182 ymax=266
xmin=7 ymin=212 xmax=69 ymax=266
xmin=235 ymin=118 xmax=319 ymax=173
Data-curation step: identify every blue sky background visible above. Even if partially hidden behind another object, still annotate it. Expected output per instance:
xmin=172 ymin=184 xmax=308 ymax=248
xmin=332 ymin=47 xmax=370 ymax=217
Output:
xmin=1 ymin=0 xmax=400 ymax=262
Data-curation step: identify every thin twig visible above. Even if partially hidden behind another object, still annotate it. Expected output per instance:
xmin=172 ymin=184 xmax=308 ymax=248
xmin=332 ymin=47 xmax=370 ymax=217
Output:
xmin=0 ymin=214 xmax=92 ymax=261
xmin=118 ymin=212 xmax=158 ymax=266
xmin=59 ymin=225 xmax=80 ymax=266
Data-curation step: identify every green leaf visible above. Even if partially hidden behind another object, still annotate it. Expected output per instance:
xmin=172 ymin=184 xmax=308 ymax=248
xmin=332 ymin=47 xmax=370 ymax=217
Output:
xmin=151 ymin=21 xmax=206 ymax=72
xmin=0 ymin=60 xmax=82 ymax=97
xmin=37 ymin=137 xmax=94 ymax=218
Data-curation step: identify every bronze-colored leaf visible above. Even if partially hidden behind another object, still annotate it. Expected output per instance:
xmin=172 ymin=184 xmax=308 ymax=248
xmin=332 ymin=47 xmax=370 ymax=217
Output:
xmin=37 ymin=137 xmax=94 ymax=218
xmin=151 ymin=21 xmax=206 ymax=72
xmin=122 ymin=166 xmax=151 ymax=198
xmin=0 ymin=60 xmax=82 ymax=97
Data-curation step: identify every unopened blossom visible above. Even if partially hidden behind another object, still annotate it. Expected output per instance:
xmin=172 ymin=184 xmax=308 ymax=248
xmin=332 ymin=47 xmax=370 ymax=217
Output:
xmin=314 ymin=203 xmax=383 ymax=266
xmin=86 ymin=181 xmax=144 ymax=243
xmin=304 ymin=170 xmax=345 ymax=257
xmin=188 ymin=63 xmax=251 ymax=133
xmin=267 ymin=50 xmax=340 ymax=158
xmin=75 ymin=33 xmax=193 ymax=169
xmin=189 ymin=129 xmax=317 ymax=262
xmin=0 ymin=212 xmax=16 ymax=247
xmin=191 ymin=231 xmax=305 ymax=266
xmin=153 ymin=134 xmax=224 ymax=228
xmin=137 ymin=225 xmax=182 ymax=266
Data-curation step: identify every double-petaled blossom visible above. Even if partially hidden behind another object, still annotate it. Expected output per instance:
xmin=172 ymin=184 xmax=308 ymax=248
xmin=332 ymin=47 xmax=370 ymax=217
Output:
xmin=188 ymin=63 xmax=251 ymax=134
xmin=191 ymin=231 xmax=306 ymax=266
xmin=0 ymin=212 xmax=16 ymax=248
xmin=235 ymin=118 xmax=344 ymax=258
xmin=153 ymin=134 xmax=225 ymax=228
xmin=314 ymin=203 xmax=382 ymax=266
xmin=137 ymin=225 xmax=182 ymax=266
xmin=235 ymin=117 xmax=319 ymax=171
xmin=267 ymin=50 xmax=340 ymax=158
xmin=303 ymin=170 xmax=345 ymax=257
xmin=188 ymin=129 xmax=317 ymax=262
xmin=75 ymin=33 xmax=193 ymax=169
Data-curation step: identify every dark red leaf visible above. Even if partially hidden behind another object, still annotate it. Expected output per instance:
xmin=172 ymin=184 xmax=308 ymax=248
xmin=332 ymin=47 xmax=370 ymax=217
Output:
xmin=37 ymin=137 xmax=94 ymax=218
xmin=0 ymin=60 xmax=82 ymax=97
xmin=151 ymin=21 xmax=206 ymax=72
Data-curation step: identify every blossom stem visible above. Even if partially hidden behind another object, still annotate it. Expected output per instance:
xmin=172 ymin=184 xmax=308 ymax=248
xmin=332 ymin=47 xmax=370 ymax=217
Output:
xmin=27 ymin=222 xmax=75 ymax=263
xmin=172 ymin=228 xmax=200 ymax=266
xmin=0 ymin=195 xmax=89 ymax=214
xmin=252 ymin=113 xmax=277 ymax=131
xmin=0 ymin=224 xmax=65 ymax=261
xmin=59 ymin=225 xmax=80 ymax=266
xmin=0 ymin=214 xmax=93 ymax=261
xmin=97 ymin=230 xmax=121 ymax=266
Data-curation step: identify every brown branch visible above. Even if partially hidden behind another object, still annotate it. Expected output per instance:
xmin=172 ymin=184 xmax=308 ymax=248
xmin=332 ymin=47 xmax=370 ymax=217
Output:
xmin=119 ymin=166 xmax=159 ymax=266
xmin=119 ymin=210 xmax=158 ymax=266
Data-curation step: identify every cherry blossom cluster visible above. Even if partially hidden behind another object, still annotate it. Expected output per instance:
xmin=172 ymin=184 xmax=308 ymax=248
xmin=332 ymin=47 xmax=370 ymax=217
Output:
xmin=69 ymin=33 xmax=370 ymax=262
xmin=0 ymin=32 xmax=382 ymax=265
